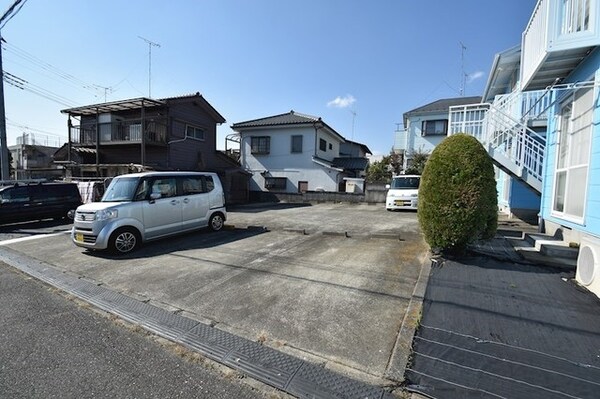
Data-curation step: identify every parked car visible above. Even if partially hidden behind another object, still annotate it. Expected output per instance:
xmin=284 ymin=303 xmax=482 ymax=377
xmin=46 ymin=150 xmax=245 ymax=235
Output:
xmin=385 ymin=175 xmax=420 ymax=210
xmin=0 ymin=182 xmax=83 ymax=225
xmin=71 ymin=171 xmax=227 ymax=254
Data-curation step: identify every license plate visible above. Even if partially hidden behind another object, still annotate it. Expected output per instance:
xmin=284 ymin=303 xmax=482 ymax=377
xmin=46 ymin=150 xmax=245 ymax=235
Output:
xmin=76 ymin=233 xmax=84 ymax=242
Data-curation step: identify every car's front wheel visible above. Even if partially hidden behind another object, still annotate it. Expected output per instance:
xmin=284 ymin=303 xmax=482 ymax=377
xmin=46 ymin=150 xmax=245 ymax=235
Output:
xmin=209 ymin=213 xmax=224 ymax=232
xmin=108 ymin=227 xmax=140 ymax=255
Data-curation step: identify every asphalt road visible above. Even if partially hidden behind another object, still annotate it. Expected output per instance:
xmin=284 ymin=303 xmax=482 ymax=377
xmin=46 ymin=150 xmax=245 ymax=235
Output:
xmin=0 ymin=261 xmax=275 ymax=399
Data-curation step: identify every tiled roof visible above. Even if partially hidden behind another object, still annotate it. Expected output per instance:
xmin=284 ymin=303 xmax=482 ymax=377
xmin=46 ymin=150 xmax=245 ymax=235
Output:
xmin=343 ymin=139 xmax=372 ymax=155
xmin=231 ymin=110 xmax=320 ymax=129
xmin=332 ymin=157 xmax=369 ymax=171
xmin=403 ymin=96 xmax=482 ymax=124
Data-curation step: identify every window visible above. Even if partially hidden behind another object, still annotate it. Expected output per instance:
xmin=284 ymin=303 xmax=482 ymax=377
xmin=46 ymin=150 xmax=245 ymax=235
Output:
xmin=251 ymin=136 xmax=270 ymax=154
xmin=186 ymin=125 xmax=205 ymax=140
xmin=291 ymin=135 xmax=303 ymax=153
xmin=421 ymin=120 xmax=448 ymax=136
xmin=552 ymin=86 xmax=593 ymax=222
xmin=0 ymin=187 xmax=29 ymax=203
xmin=319 ymin=138 xmax=327 ymax=151
xmin=264 ymin=177 xmax=287 ymax=190
xmin=150 ymin=178 xmax=177 ymax=199
xmin=181 ymin=177 xmax=204 ymax=195
xmin=328 ymin=143 xmax=333 ymax=150
xmin=561 ymin=0 xmax=590 ymax=34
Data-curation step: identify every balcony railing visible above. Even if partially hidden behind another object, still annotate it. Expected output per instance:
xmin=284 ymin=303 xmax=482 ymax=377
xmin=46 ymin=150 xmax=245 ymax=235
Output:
xmin=522 ymin=0 xmax=549 ymax=89
xmin=70 ymin=119 xmax=167 ymax=145
xmin=522 ymin=0 xmax=599 ymax=89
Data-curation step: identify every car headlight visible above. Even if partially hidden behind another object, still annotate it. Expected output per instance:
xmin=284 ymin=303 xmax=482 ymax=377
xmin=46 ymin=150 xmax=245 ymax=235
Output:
xmin=95 ymin=209 xmax=118 ymax=221
xmin=387 ymin=193 xmax=396 ymax=198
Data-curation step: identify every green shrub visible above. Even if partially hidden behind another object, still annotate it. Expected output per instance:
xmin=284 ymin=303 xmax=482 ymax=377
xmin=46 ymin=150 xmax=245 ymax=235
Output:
xmin=417 ymin=134 xmax=497 ymax=255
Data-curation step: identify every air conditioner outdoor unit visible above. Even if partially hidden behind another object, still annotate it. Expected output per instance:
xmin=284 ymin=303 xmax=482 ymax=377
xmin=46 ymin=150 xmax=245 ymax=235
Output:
xmin=576 ymin=235 xmax=600 ymax=298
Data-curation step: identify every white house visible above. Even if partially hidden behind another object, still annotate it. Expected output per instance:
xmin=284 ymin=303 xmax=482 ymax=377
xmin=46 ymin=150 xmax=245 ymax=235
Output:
xmin=232 ymin=111 xmax=370 ymax=194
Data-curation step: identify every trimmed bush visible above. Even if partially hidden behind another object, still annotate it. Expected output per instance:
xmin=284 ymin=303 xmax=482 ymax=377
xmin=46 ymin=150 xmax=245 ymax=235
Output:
xmin=417 ymin=134 xmax=497 ymax=255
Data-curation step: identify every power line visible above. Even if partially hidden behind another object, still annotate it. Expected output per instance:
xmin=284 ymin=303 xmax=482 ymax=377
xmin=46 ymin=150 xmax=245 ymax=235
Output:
xmin=2 ymin=41 xmax=106 ymax=97
xmin=0 ymin=0 xmax=27 ymax=30
xmin=4 ymin=70 xmax=77 ymax=107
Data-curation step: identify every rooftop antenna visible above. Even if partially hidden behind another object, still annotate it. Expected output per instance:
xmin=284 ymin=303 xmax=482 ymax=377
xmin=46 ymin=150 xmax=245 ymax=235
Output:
xmin=350 ymin=109 xmax=357 ymax=140
xmin=138 ymin=36 xmax=160 ymax=98
xmin=459 ymin=41 xmax=467 ymax=96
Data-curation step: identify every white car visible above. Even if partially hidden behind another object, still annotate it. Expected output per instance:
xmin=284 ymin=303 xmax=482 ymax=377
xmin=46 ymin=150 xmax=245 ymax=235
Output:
xmin=72 ymin=171 xmax=226 ymax=254
xmin=386 ymin=175 xmax=420 ymax=211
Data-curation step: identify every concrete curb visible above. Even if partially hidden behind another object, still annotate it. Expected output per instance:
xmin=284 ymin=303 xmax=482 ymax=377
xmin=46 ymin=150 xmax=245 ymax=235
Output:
xmin=384 ymin=248 xmax=432 ymax=382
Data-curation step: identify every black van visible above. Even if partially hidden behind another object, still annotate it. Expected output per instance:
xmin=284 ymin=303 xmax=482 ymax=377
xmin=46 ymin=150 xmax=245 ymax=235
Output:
xmin=0 ymin=182 xmax=83 ymax=225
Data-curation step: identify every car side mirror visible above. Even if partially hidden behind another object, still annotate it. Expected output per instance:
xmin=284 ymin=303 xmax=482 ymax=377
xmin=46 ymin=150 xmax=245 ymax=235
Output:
xmin=150 ymin=193 xmax=161 ymax=200
xmin=385 ymin=184 xmax=390 ymax=189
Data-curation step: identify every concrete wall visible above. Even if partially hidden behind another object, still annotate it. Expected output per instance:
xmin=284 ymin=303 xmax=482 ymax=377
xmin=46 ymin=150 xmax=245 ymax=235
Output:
xmin=250 ymin=183 xmax=388 ymax=204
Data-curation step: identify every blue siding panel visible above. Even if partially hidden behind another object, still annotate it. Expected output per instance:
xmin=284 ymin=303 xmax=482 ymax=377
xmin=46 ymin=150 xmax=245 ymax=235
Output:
xmin=541 ymin=48 xmax=600 ymax=237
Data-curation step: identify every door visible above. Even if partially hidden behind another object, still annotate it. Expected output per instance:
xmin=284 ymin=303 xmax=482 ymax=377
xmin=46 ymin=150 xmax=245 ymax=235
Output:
xmin=298 ymin=181 xmax=308 ymax=193
xmin=179 ymin=175 xmax=210 ymax=230
xmin=142 ymin=177 xmax=182 ymax=239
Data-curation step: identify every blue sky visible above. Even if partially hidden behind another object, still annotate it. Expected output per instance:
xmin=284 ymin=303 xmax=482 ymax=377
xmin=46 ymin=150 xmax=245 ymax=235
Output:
xmin=1 ymin=0 xmax=537 ymax=158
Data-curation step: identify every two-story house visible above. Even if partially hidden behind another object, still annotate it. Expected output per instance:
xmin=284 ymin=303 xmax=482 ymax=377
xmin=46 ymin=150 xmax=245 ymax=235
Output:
xmin=394 ymin=96 xmax=481 ymax=171
xmin=448 ymin=0 xmax=600 ymax=297
xmin=231 ymin=110 xmax=370 ymax=194
xmin=54 ymin=93 xmax=248 ymax=203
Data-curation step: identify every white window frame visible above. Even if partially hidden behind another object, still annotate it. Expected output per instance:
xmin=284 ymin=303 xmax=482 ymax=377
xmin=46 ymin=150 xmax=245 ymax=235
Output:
xmin=185 ymin=125 xmax=205 ymax=141
xmin=551 ymin=86 xmax=594 ymax=224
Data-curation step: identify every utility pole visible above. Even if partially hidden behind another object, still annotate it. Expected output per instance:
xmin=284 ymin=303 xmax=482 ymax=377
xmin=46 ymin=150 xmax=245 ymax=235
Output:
xmin=138 ymin=36 xmax=160 ymax=98
xmin=0 ymin=0 xmax=27 ymax=181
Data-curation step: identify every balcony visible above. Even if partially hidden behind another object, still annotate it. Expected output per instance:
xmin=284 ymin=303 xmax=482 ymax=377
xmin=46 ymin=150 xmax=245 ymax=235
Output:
xmin=70 ymin=118 xmax=167 ymax=146
xmin=521 ymin=0 xmax=600 ymax=90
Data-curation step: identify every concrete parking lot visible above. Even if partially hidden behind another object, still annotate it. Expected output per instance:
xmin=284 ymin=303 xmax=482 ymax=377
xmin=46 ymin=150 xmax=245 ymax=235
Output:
xmin=1 ymin=203 xmax=428 ymax=384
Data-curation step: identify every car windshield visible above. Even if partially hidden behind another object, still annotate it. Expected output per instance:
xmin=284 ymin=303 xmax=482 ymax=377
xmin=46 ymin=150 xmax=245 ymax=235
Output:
xmin=101 ymin=177 xmax=139 ymax=202
xmin=391 ymin=177 xmax=420 ymax=189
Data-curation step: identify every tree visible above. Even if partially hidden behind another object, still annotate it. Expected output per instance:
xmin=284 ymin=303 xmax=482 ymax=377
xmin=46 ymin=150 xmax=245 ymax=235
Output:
xmin=405 ymin=148 xmax=429 ymax=175
xmin=417 ymin=134 xmax=497 ymax=255
xmin=366 ymin=150 xmax=403 ymax=183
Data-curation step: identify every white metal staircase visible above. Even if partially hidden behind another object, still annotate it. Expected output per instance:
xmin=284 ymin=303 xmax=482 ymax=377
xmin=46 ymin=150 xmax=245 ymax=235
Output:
xmin=449 ymin=89 xmax=551 ymax=194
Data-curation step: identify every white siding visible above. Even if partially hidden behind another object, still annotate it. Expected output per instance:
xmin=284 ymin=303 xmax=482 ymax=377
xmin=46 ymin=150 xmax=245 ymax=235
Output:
xmin=240 ymin=126 xmax=343 ymax=193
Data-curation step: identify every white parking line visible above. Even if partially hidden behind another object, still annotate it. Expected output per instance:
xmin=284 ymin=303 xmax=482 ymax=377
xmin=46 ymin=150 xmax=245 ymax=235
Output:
xmin=0 ymin=230 xmax=71 ymax=246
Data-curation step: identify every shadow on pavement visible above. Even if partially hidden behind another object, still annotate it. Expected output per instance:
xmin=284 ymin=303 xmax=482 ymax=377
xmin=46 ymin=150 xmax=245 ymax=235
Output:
xmin=82 ymin=226 xmax=268 ymax=260
xmin=227 ymin=202 xmax=312 ymax=213
xmin=0 ymin=218 xmax=72 ymax=233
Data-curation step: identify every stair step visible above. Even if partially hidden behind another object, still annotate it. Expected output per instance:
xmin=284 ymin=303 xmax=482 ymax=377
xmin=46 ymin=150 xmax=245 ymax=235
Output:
xmin=540 ymin=243 xmax=579 ymax=260
xmin=523 ymin=232 xmax=561 ymax=247
xmin=517 ymin=249 xmax=578 ymax=270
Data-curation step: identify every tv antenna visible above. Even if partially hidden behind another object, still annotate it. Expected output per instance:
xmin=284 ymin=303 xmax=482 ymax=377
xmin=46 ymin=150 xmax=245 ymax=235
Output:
xmin=459 ymin=41 xmax=467 ymax=96
xmin=350 ymin=109 xmax=357 ymax=140
xmin=138 ymin=36 xmax=160 ymax=97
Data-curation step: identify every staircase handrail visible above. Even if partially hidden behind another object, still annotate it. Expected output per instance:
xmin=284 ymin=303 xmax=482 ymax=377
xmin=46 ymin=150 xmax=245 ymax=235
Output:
xmin=485 ymin=103 xmax=546 ymax=144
